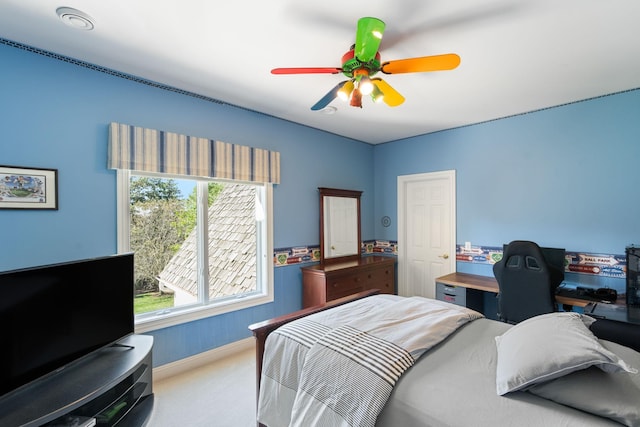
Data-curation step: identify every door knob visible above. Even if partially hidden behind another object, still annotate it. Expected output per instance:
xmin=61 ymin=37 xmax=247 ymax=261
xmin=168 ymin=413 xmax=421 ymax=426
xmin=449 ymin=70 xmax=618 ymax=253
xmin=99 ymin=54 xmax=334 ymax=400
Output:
xmin=439 ymin=254 xmax=449 ymax=259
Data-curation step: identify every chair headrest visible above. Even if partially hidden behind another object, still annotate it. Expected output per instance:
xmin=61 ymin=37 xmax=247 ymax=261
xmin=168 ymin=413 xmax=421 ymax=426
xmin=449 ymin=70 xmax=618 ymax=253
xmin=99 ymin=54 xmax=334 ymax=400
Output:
xmin=503 ymin=240 xmax=544 ymax=257
xmin=500 ymin=241 xmax=549 ymax=273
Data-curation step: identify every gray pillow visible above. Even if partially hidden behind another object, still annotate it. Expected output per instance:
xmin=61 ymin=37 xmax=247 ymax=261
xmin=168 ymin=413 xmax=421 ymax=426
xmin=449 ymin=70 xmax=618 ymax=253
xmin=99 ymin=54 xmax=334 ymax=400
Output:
xmin=495 ymin=312 xmax=637 ymax=395
xmin=528 ymin=340 xmax=640 ymax=427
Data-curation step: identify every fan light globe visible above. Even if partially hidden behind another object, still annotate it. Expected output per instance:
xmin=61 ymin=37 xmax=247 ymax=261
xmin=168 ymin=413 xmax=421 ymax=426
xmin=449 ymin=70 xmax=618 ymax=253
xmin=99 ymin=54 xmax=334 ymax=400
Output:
xmin=359 ymin=79 xmax=374 ymax=96
xmin=371 ymin=85 xmax=385 ymax=103
xmin=337 ymin=80 xmax=355 ymax=101
xmin=350 ymin=88 xmax=363 ymax=107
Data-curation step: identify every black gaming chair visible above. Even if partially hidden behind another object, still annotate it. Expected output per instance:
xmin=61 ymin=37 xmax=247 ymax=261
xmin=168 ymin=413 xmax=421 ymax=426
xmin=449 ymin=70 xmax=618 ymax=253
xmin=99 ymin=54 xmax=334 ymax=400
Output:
xmin=493 ymin=240 xmax=564 ymax=324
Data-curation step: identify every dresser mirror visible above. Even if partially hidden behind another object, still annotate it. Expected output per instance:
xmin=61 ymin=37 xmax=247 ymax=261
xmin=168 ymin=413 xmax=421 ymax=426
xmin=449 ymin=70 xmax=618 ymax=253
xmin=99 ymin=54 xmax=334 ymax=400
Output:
xmin=319 ymin=187 xmax=362 ymax=264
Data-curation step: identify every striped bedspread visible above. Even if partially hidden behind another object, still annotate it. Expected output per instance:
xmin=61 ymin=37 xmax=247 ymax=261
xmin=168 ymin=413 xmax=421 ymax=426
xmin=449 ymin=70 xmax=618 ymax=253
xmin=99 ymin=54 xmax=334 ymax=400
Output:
xmin=257 ymin=295 xmax=483 ymax=427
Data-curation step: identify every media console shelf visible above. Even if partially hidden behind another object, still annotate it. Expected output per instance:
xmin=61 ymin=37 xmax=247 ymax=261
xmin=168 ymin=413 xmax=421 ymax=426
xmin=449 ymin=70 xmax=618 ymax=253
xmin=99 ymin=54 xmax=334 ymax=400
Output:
xmin=0 ymin=334 xmax=153 ymax=427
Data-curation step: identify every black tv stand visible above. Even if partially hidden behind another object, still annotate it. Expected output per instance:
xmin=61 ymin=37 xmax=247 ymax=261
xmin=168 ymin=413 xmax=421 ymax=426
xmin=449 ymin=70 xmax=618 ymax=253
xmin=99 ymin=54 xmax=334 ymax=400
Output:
xmin=0 ymin=334 xmax=153 ymax=427
xmin=111 ymin=342 xmax=136 ymax=350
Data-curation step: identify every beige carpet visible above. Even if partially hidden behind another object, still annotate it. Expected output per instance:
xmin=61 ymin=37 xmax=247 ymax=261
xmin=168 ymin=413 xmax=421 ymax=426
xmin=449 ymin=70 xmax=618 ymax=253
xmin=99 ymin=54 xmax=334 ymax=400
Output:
xmin=148 ymin=345 xmax=257 ymax=427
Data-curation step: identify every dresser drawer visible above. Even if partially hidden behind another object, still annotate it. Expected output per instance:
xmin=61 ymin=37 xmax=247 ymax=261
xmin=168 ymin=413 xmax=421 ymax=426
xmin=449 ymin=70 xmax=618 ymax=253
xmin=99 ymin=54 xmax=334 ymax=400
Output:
xmin=365 ymin=265 xmax=394 ymax=294
xmin=326 ymin=275 xmax=364 ymax=300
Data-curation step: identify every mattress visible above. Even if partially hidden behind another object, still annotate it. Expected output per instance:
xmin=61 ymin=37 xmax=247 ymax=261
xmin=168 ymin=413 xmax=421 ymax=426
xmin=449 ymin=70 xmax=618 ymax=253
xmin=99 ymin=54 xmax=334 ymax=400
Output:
xmin=257 ymin=295 xmax=483 ymax=427
xmin=376 ymin=318 xmax=623 ymax=427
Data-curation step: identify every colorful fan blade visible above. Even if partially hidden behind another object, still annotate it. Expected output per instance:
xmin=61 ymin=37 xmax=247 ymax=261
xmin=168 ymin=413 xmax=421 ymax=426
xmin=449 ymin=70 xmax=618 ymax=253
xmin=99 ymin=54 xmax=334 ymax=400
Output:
xmin=311 ymin=81 xmax=348 ymax=110
xmin=354 ymin=17 xmax=385 ymax=62
xmin=271 ymin=67 xmax=342 ymax=74
xmin=372 ymin=78 xmax=405 ymax=107
xmin=381 ymin=53 xmax=461 ymax=74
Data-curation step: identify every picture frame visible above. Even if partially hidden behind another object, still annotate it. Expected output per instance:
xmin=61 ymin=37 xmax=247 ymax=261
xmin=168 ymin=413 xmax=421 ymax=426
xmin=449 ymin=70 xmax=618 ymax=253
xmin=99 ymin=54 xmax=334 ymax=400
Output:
xmin=0 ymin=165 xmax=58 ymax=210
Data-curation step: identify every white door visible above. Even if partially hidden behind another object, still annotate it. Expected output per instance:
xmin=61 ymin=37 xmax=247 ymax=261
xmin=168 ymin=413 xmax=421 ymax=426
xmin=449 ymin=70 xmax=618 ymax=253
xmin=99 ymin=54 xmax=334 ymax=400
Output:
xmin=398 ymin=171 xmax=456 ymax=298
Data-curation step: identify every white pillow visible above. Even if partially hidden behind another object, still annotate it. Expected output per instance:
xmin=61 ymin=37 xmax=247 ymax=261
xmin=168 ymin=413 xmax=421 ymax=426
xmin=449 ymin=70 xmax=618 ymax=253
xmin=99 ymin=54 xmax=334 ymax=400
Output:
xmin=495 ymin=312 xmax=637 ymax=395
xmin=528 ymin=339 xmax=640 ymax=427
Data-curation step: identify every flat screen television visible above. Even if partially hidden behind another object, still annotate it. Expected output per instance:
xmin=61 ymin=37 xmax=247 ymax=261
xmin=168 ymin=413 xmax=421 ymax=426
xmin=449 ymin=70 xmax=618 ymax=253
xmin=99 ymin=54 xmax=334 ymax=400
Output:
xmin=0 ymin=253 xmax=134 ymax=398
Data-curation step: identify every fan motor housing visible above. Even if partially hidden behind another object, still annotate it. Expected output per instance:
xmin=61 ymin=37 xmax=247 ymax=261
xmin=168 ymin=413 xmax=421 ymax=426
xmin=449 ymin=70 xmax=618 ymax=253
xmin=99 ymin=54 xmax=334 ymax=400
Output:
xmin=341 ymin=49 xmax=381 ymax=78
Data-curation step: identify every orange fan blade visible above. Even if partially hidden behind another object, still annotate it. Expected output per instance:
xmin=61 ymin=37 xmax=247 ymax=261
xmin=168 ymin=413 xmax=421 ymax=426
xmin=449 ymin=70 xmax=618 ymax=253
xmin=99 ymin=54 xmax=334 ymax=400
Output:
xmin=372 ymin=78 xmax=405 ymax=107
xmin=381 ymin=54 xmax=460 ymax=74
xmin=271 ymin=67 xmax=342 ymax=74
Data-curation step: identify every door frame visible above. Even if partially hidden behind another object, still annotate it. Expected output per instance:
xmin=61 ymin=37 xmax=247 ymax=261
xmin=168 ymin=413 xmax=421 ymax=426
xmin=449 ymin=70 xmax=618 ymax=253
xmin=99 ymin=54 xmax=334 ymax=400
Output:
xmin=397 ymin=170 xmax=457 ymax=296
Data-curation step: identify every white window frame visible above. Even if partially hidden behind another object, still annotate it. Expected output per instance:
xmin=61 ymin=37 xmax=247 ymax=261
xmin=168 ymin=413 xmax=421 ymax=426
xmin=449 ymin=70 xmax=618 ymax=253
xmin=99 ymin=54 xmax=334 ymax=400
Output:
xmin=116 ymin=170 xmax=274 ymax=333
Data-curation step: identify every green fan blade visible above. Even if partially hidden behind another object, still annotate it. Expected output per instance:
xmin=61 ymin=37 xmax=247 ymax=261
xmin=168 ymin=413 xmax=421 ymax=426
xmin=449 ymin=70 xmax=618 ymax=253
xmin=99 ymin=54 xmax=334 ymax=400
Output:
xmin=354 ymin=17 xmax=385 ymax=62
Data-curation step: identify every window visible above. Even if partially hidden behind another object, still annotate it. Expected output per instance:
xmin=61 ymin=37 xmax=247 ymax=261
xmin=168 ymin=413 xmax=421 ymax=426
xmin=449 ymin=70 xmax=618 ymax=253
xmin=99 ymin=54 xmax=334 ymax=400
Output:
xmin=117 ymin=170 xmax=273 ymax=332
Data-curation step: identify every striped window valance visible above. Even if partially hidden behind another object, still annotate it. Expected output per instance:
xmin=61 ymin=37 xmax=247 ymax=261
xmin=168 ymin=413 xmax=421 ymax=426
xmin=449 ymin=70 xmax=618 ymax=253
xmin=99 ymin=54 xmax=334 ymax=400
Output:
xmin=108 ymin=122 xmax=280 ymax=184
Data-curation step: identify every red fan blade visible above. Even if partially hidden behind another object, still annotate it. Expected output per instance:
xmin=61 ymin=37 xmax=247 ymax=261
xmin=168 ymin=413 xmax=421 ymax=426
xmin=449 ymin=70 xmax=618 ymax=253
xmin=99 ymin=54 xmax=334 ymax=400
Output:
xmin=381 ymin=54 xmax=461 ymax=74
xmin=271 ymin=67 xmax=342 ymax=75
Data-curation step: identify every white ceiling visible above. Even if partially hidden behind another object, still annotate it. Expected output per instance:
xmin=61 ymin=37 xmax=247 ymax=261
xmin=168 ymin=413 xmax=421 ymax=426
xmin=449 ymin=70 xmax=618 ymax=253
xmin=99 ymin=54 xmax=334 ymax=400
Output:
xmin=1 ymin=1 xmax=639 ymax=144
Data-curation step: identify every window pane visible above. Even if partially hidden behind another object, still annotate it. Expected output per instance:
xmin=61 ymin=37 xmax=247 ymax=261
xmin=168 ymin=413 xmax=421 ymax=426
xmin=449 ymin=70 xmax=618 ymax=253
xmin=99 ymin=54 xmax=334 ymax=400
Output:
xmin=207 ymin=184 xmax=257 ymax=300
xmin=130 ymin=176 xmax=196 ymax=314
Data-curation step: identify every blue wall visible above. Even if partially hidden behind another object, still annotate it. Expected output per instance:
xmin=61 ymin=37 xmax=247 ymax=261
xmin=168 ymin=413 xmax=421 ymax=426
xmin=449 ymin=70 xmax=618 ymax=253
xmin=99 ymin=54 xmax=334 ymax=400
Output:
xmin=0 ymin=42 xmax=374 ymax=366
xmin=373 ymin=89 xmax=640 ymax=289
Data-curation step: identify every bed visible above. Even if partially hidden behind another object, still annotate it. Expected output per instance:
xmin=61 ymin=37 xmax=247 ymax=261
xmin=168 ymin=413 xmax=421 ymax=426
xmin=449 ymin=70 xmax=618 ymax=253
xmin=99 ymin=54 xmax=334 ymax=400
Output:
xmin=249 ymin=290 xmax=640 ymax=427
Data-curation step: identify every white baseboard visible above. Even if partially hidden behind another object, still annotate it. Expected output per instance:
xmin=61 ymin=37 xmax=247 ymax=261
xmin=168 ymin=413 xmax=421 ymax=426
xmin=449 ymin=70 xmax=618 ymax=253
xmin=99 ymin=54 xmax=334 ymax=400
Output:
xmin=153 ymin=337 xmax=254 ymax=382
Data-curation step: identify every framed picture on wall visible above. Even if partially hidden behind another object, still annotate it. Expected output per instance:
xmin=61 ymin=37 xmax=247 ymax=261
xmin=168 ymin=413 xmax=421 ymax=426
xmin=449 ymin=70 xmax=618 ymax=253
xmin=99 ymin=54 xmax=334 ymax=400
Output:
xmin=0 ymin=165 xmax=58 ymax=210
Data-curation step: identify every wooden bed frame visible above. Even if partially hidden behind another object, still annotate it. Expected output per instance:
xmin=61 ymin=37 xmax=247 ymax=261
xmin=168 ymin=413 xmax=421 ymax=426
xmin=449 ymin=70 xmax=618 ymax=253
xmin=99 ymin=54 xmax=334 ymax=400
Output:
xmin=248 ymin=289 xmax=380 ymax=426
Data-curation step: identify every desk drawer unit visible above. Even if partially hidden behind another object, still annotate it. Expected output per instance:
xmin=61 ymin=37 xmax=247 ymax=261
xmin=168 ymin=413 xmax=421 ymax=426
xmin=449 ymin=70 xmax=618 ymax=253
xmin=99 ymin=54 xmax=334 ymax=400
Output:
xmin=436 ymin=283 xmax=466 ymax=306
xmin=435 ymin=281 xmax=484 ymax=313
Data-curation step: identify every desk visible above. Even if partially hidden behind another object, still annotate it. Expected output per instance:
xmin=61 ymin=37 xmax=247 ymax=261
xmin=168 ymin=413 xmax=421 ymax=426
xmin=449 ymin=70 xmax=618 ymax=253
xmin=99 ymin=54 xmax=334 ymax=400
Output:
xmin=436 ymin=272 xmax=640 ymax=352
xmin=435 ymin=272 xmax=590 ymax=308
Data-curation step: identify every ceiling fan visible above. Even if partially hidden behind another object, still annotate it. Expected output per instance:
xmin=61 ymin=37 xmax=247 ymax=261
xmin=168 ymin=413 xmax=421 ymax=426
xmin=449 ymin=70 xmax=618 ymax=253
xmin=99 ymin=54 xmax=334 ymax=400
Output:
xmin=271 ymin=17 xmax=461 ymax=110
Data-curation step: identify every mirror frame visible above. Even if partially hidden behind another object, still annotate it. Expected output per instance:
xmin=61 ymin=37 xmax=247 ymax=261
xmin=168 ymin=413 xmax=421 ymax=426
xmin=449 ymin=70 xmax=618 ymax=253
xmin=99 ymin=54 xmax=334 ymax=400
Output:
xmin=319 ymin=187 xmax=362 ymax=264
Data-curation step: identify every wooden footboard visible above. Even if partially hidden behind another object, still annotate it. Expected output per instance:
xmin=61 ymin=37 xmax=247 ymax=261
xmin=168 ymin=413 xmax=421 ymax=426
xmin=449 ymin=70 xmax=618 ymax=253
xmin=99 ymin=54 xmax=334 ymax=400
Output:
xmin=248 ymin=289 xmax=380 ymax=426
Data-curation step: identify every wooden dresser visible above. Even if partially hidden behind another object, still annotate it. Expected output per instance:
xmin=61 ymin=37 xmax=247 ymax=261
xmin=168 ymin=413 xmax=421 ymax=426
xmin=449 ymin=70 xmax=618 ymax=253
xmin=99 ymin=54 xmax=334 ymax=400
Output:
xmin=301 ymin=255 xmax=396 ymax=308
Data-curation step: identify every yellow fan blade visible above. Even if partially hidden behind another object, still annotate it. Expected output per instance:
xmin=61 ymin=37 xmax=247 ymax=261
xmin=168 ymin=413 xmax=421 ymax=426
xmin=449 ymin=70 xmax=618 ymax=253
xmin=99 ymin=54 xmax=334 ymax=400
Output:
xmin=372 ymin=78 xmax=405 ymax=107
xmin=381 ymin=53 xmax=460 ymax=74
